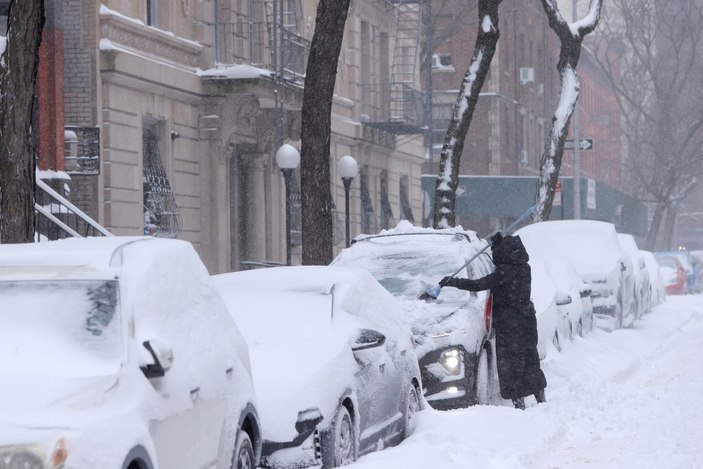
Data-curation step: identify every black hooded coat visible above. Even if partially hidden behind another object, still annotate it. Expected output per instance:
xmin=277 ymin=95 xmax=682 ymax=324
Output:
xmin=444 ymin=235 xmax=547 ymax=400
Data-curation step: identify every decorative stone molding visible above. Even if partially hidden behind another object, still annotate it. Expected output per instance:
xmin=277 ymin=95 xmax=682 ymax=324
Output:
xmin=100 ymin=10 xmax=202 ymax=69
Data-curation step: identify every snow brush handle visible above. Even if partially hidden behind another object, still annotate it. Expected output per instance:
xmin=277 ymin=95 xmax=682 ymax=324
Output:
xmin=419 ymin=205 xmax=535 ymax=300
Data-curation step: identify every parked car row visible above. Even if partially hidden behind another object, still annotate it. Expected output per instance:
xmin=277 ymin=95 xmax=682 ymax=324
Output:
xmin=514 ymin=219 xmax=666 ymax=331
xmin=0 ymin=222 xmax=673 ymax=469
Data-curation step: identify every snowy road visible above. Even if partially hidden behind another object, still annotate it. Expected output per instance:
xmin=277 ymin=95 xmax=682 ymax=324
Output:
xmin=347 ymin=295 xmax=703 ymax=469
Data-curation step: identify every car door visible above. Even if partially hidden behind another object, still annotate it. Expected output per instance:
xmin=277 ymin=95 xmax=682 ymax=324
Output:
xmin=352 ymin=326 xmax=403 ymax=450
xmin=128 ymin=245 xmax=233 ymax=468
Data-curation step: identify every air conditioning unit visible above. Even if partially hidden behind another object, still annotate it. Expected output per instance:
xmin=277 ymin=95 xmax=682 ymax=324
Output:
xmin=519 ymin=67 xmax=535 ymax=84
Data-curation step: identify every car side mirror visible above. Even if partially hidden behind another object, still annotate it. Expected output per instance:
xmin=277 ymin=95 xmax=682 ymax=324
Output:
xmin=140 ymin=339 xmax=174 ymax=379
xmin=295 ymin=408 xmax=324 ymax=435
xmin=555 ymin=292 xmax=572 ymax=306
xmin=352 ymin=329 xmax=386 ymax=352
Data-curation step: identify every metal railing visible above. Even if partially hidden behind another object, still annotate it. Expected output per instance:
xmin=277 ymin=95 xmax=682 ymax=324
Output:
xmin=216 ymin=20 xmax=309 ymax=85
xmin=34 ymin=178 xmax=112 ymax=241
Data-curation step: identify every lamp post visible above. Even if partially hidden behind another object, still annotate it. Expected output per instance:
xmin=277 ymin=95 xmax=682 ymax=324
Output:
xmin=338 ymin=155 xmax=358 ymax=248
xmin=276 ymin=144 xmax=300 ymax=265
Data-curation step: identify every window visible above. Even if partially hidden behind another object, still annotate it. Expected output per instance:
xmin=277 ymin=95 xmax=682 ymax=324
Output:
xmin=380 ymin=170 xmax=394 ymax=230
xmin=399 ymin=176 xmax=415 ymax=223
xmin=146 ymin=0 xmax=158 ymax=26
xmin=143 ymin=121 xmax=181 ymax=237
xmin=360 ymin=168 xmax=375 ymax=234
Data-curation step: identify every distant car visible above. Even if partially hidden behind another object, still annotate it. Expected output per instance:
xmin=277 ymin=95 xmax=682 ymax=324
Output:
xmin=529 ymin=257 xmax=569 ymax=354
xmin=0 ymin=237 xmax=261 ymax=469
xmin=640 ymin=250 xmax=666 ymax=307
xmin=617 ymin=233 xmax=652 ymax=318
xmin=331 ymin=225 xmax=497 ymax=410
xmin=515 ymin=220 xmax=637 ymax=330
xmin=655 ymin=251 xmax=698 ymax=294
xmin=212 ymin=266 xmax=422 ymax=469
xmin=543 ymin=257 xmax=594 ymax=338
xmin=654 ymin=254 xmax=687 ymax=295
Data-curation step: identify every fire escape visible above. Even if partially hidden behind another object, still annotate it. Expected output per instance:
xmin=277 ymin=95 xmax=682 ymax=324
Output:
xmin=362 ymin=0 xmax=427 ymax=136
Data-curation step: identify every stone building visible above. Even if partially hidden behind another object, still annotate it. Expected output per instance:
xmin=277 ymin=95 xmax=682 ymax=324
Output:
xmin=52 ymin=0 xmax=426 ymax=273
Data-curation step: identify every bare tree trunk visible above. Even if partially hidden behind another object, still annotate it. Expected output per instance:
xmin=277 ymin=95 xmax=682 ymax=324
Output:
xmin=432 ymin=0 xmax=502 ymax=229
xmin=646 ymin=200 xmax=667 ymax=251
xmin=299 ymin=0 xmax=351 ymax=265
xmin=0 ymin=0 xmax=44 ymax=243
xmin=661 ymin=204 xmax=677 ymax=250
xmin=532 ymin=0 xmax=602 ymax=222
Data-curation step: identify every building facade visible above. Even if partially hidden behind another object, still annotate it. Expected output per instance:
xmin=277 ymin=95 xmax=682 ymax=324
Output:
xmin=51 ymin=0 xmax=427 ymax=273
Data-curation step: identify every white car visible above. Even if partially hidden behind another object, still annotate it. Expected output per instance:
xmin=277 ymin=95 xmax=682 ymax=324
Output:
xmin=529 ymin=257 xmax=567 ymax=356
xmin=543 ymin=257 xmax=594 ymax=338
xmin=213 ymin=266 xmax=422 ymax=469
xmin=640 ymin=249 xmax=666 ymax=307
xmin=617 ymin=233 xmax=652 ymax=318
xmin=516 ymin=220 xmax=637 ymax=330
xmin=0 ymin=237 xmax=261 ymax=469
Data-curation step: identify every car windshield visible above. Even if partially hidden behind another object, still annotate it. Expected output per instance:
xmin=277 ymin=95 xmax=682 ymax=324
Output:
xmin=0 ymin=280 xmax=123 ymax=377
xmin=339 ymin=234 xmax=487 ymax=298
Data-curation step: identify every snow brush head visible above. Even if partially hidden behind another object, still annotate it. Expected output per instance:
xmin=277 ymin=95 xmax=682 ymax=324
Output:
xmin=418 ymin=285 xmax=442 ymax=301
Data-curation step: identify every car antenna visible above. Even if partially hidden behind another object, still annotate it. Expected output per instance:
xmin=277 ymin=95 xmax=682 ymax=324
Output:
xmin=418 ymin=205 xmax=535 ymax=301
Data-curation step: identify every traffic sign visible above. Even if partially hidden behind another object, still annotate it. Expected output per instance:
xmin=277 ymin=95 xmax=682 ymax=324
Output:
xmin=564 ymin=138 xmax=593 ymax=150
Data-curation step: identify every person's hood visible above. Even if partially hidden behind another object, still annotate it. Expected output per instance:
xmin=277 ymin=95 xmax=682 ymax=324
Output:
xmin=492 ymin=235 xmax=530 ymax=265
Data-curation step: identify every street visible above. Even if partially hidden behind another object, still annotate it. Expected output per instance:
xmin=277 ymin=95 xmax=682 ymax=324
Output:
xmin=345 ymin=295 xmax=703 ymax=469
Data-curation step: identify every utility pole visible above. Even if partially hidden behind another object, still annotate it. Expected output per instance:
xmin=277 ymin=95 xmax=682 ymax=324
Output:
xmin=572 ymin=0 xmax=581 ymax=219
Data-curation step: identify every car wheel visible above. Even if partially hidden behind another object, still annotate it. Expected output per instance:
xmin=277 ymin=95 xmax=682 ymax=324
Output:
xmin=231 ymin=431 xmax=255 ymax=469
xmin=475 ymin=347 xmax=491 ymax=405
xmin=401 ymin=383 xmax=421 ymax=439
xmin=321 ymin=405 xmax=356 ymax=468
xmin=552 ymin=330 xmax=562 ymax=352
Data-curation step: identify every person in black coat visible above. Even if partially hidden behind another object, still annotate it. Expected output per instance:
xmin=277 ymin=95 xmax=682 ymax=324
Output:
xmin=441 ymin=233 xmax=547 ymax=409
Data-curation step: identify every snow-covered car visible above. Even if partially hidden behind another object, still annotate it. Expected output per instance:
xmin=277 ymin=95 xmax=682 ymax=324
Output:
xmin=543 ymin=257 xmax=594 ymax=338
xmin=655 ymin=254 xmax=687 ymax=295
xmin=640 ymin=250 xmax=666 ymax=307
xmin=212 ymin=266 xmax=422 ymax=469
xmin=331 ymin=224 xmax=497 ymax=410
xmin=0 ymin=237 xmax=261 ymax=469
xmin=515 ymin=220 xmax=637 ymax=330
xmin=529 ymin=257 xmax=568 ymax=355
xmin=617 ymin=233 xmax=652 ymax=318
xmin=655 ymin=251 xmax=699 ymax=294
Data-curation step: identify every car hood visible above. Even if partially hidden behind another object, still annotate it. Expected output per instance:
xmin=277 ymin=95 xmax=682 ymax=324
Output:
xmin=222 ymin=289 xmax=364 ymax=443
xmin=0 ymin=374 xmax=120 ymax=429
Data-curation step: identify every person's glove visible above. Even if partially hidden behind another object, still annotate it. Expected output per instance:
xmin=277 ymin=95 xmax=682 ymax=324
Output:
xmin=440 ymin=276 xmax=456 ymax=287
xmin=489 ymin=231 xmax=503 ymax=244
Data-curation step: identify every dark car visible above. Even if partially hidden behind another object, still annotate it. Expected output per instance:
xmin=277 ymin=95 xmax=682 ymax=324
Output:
xmin=332 ymin=226 xmax=497 ymax=410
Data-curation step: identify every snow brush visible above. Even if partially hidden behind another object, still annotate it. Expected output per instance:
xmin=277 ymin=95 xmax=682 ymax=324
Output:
xmin=418 ymin=205 xmax=536 ymax=301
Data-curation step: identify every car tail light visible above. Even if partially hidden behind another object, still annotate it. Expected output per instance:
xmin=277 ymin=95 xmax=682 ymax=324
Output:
xmin=484 ymin=293 xmax=493 ymax=333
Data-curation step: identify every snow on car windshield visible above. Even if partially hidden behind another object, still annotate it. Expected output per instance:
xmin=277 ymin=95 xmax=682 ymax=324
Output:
xmin=0 ymin=280 xmax=122 ymax=377
xmin=335 ymin=233 xmax=483 ymax=298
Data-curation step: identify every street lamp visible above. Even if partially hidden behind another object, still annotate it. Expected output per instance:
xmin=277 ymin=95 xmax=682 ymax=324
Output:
xmin=338 ymin=155 xmax=358 ymax=248
xmin=276 ymin=144 xmax=300 ymax=265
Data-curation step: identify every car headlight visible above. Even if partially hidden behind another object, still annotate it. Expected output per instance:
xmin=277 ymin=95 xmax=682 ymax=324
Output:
xmin=0 ymin=439 xmax=67 ymax=469
xmin=439 ymin=348 xmax=463 ymax=375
